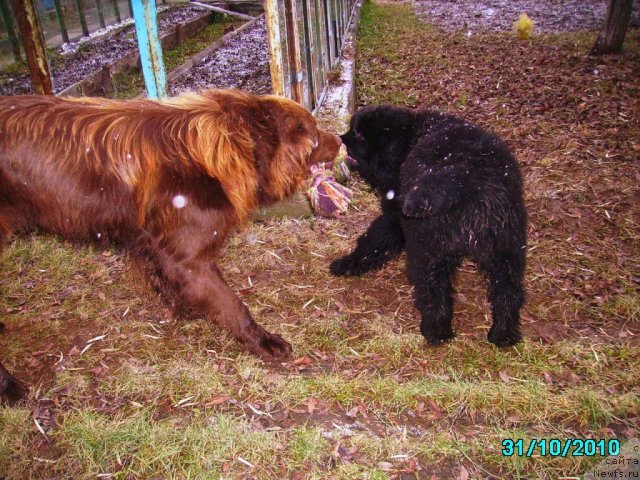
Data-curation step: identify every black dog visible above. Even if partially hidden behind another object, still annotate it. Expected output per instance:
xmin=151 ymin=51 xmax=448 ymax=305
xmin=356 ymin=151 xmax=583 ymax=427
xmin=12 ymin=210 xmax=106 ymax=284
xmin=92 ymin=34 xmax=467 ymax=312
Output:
xmin=332 ymin=105 xmax=527 ymax=347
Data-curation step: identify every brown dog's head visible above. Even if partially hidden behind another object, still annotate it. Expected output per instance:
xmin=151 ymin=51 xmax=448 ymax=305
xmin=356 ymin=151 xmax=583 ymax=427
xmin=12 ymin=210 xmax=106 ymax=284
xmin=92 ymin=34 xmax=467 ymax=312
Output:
xmin=255 ymin=95 xmax=342 ymax=205
xmin=169 ymin=90 xmax=341 ymax=222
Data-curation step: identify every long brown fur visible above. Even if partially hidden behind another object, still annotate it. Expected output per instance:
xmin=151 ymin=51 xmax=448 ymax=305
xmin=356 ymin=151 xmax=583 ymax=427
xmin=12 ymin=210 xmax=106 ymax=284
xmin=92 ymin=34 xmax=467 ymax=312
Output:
xmin=0 ymin=89 xmax=341 ymax=402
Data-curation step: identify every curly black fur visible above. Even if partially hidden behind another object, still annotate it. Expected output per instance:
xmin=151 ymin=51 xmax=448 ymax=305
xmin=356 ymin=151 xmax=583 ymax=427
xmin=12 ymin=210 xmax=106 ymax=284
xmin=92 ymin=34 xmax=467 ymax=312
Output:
xmin=332 ymin=105 xmax=527 ymax=347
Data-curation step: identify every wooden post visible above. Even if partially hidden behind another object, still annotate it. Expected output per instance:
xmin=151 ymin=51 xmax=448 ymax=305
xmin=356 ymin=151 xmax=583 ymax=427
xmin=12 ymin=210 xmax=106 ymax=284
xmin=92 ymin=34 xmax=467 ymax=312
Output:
xmin=0 ymin=0 xmax=21 ymax=62
xmin=10 ymin=0 xmax=53 ymax=95
xmin=96 ymin=0 xmax=106 ymax=28
xmin=53 ymin=0 xmax=69 ymax=43
xmin=111 ymin=0 xmax=121 ymax=23
xmin=75 ymin=0 xmax=89 ymax=36
xmin=284 ymin=0 xmax=303 ymax=104
xmin=264 ymin=0 xmax=286 ymax=97
xmin=131 ymin=0 xmax=167 ymax=99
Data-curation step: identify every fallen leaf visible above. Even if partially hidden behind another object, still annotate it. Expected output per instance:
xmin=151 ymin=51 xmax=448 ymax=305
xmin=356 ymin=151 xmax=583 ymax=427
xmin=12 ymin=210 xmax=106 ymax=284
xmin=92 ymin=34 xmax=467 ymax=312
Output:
xmin=307 ymin=398 xmax=318 ymax=414
xmin=204 ymin=395 xmax=230 ymax=407
xmin=292 ymin=356 xmax=313 ymax=367
xmin=377 ymin=461 xmax=394 ymax=471
xmin=457 ymin=465 xmax=470 ymax=480
xmin=346 ymin=406 xmax=359 ymax=419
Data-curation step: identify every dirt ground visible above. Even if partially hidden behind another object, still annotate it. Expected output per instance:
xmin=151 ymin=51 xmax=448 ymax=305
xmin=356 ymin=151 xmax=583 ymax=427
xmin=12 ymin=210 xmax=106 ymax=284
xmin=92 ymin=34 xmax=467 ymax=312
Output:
xmin=0 ymin=4 xmax=210 ymax=96
xmin=412 ymin=0 xmax=640 ymax=33
xmin=169 ymin=16 xmax=272 ymax=95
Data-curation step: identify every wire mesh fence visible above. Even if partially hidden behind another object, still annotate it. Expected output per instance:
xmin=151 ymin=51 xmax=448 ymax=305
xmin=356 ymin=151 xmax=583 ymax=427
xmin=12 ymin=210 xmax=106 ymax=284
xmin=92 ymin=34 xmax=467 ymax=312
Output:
xmin=0 ymin=0 xmax=138 ymax=67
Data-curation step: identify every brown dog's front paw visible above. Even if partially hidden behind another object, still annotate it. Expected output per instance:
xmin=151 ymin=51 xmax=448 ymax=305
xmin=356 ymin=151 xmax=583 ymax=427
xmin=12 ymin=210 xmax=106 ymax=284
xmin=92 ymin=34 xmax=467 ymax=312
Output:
xmin=244 ymin=330 xmax=292 ymax=361
xmin=258 ymin=332 xmax=293 ymax=360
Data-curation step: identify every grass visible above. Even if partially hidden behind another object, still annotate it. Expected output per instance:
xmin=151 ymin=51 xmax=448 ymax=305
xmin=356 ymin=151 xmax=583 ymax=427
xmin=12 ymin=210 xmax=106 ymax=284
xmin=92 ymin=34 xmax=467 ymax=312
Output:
xmin=1 ymin=1 xmax=639 ymax=478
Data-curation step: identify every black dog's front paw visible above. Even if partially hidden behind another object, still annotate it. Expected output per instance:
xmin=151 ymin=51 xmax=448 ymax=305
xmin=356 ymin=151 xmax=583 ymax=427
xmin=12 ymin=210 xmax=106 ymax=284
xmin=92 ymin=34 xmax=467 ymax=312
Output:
xmin=488 ymin=325 xmax=522 ymax=347
xmin=330 ymin=256 xmax=364 ymax=277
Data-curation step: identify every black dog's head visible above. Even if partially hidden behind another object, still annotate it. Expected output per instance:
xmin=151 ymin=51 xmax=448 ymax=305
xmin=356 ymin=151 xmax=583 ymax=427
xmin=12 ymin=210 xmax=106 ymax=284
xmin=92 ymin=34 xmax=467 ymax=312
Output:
xmin=340 ymin=105 xmax=418 ymax=191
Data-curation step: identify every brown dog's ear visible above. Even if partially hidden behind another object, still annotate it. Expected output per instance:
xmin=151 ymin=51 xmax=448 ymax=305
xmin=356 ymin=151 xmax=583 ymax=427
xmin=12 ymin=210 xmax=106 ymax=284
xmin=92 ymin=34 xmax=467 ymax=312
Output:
xmin=185 ymin=110 xmax=259 ymax=223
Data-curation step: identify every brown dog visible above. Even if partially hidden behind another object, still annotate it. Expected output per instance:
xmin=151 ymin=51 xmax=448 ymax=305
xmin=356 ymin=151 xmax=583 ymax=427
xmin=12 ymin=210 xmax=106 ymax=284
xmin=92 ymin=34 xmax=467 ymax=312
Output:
xmin=0 ymin=89 xmax=341 ymax=401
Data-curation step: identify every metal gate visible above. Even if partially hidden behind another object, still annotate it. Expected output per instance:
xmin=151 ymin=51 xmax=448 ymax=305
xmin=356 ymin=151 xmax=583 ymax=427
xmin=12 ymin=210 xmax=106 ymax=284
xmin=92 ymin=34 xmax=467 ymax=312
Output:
xmin=264 ymin=0 xmax=357 ymax=112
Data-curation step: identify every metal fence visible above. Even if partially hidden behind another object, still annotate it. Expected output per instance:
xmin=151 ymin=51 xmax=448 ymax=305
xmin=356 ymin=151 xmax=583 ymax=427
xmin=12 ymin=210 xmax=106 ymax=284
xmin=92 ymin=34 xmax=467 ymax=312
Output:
xmin=265 ymin=0 xmax=357 ymax=112
xmin=2 ymin=0 xmax=358 ymax=111
xmin=0 ymin=0 xmax=138 ymax=66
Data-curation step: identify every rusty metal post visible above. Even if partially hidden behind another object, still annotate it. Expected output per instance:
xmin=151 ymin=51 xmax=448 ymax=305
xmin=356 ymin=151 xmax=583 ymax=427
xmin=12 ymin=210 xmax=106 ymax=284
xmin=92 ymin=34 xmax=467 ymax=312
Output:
xmin=0 ymin=0 xmax=21 ymax=62
xmin=10 ymin=0 xmax=53 ymax=95
xmin=283 ymin=0 xmax=303 ymax=104
xmin=53 ymin=0 xmax=69 ymax=43
xmin=75 ymin=0 xmax=89 ymax=36
xmin=264 ymin=0 xmax=285 ymax=97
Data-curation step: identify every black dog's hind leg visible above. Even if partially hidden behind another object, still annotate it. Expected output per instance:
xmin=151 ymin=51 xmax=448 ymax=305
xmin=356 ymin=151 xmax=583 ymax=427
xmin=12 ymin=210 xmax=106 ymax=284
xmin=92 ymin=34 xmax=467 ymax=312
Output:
xmin=478 ymin=250 xmax=525 ymax=347
xmin=408 ymin=253 xmax=461 ymax=344
xmin=0 ymin=322 xmax=28 ymax=403
xmin=0 ymin=360 xmax=28 ymax=404
xmin=402 ymin=170 xmax=466 ymax=218
xmin=330 ymin=214 xmax=405 ymax=276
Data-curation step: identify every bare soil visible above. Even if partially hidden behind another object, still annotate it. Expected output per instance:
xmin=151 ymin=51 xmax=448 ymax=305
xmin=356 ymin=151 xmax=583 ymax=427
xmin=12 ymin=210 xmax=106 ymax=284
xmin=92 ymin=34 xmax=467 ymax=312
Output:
xmin=169 ymin=16 xmax=272 ymax=95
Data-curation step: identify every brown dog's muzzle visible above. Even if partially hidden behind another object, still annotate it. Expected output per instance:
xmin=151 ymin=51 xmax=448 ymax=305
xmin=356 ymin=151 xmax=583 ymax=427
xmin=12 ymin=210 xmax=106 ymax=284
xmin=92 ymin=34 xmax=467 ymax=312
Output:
xmin=309 ymin=130 xmax=342 ymax=166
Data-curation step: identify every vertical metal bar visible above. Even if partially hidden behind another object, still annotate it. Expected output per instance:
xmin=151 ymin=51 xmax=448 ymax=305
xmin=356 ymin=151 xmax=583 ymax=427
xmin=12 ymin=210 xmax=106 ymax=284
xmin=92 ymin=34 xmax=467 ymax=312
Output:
xmin=322 ymin=0 xmax=334 ymax=66
xmin=330 ymin=0 xmax=338 ymax=64
xmin=131 ymin=0 xmax=167 ymax=99
xmin=300 ymin=0 xmax=315 ymax=109
xmin=127 ymin=0 xmax=133 ymax=17
xmin=10 ymin=0 xmax=53 ymax=95
xmin=312 ymin=0 xmax=326 ymax=89
xmin=96 ymin=0 xmax=106 ymax=28
xmin=53 ymin=0 xmax=69 ymax=43
xmin=335 ymin=0 xmax=342 ymax=47
xmin=283 ymin=0 xmax=303 ymax=104
xmin=75 ymin=0 xmax=89 ymax=36
xmin=317 ymin=0 xmax=329 ymax=74
xmin=264 ymin=0 xmax=286 ymax=97
xmin=111 ymin=0 xmax=121 ymax=23
xmin=0 ymin=0 xmax=21 ymax=62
